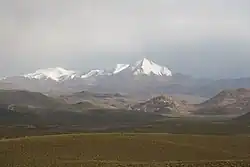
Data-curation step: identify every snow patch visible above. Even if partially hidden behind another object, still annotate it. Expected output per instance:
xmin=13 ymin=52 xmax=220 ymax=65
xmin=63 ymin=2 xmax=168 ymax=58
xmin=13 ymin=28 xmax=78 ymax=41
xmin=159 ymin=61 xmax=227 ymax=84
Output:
xmin=113 ymin=64 xmax=130 ymax=74
xmin=81 ymin=70 xmax=106 ymax=78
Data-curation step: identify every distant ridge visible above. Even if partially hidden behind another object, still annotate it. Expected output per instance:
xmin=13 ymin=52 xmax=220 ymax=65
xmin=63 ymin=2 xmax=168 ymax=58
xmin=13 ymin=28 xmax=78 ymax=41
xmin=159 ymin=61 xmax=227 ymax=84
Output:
xmin=2 ymin=59 xmax=250 ymax=99
xmin=2 ymin=58 xmax=172 ymax=82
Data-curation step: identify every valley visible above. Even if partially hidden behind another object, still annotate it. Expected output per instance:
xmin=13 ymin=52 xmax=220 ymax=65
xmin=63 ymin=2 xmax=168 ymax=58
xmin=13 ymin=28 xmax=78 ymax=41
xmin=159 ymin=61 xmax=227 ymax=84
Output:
xmin=0 ymin=88 xmax=250 ymax=139
xmin=0 ymin=87 xmax=250 ymax=167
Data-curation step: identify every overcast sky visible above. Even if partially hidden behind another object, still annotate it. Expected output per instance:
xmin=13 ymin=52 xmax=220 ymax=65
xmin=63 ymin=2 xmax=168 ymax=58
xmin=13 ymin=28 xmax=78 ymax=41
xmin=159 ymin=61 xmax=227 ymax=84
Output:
xmin=1 ymin=0 xmax=250 ymax=78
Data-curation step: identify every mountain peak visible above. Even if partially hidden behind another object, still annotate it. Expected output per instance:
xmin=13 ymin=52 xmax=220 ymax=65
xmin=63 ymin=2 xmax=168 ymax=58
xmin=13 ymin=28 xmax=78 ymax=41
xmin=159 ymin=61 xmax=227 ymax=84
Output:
xmin=110 ymin=58 xmax=172 ymax=77
xmin=142 ymin=57 xmax=152 ymax=63
xmin=135 ymin=58 xmax=153 ymax=67
xmin=23 ymin=67 xmax=78 ymax=81
xmin=132 ymin=58 xmax=172 ymax=76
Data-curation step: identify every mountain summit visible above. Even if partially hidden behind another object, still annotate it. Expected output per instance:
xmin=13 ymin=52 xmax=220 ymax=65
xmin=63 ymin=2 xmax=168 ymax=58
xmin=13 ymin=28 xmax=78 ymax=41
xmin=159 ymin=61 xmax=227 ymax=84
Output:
xmin=23 ymin=67 xmax=78 ymax=81
xmin=132 ymin=58 xmax=172 ymax=76
xmin=111 ymin=58 xmax=172 ymax=76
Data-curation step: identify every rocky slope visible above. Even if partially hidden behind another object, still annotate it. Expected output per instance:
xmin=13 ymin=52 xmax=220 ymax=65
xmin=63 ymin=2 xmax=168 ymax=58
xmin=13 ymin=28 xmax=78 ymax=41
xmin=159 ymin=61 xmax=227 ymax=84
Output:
xmin=0 ymin=90 xmax=63 ymax=107
xmin=193 ymin=88 xmax=250 ymax=115
xmin=129 ymin=95 xmax=188 ymax=114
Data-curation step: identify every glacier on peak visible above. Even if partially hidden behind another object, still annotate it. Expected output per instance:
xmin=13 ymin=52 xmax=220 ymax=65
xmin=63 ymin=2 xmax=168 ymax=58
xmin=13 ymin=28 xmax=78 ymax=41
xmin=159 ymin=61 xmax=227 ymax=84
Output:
xmin=111 ymin=58 xmax=172 ymax=76
xmin=131 ymin=58 xmax=172 ymax=76
xmin=23 ymin=67 xmax=78 ymax=82
xmin=81 ymin=69 xmax=108 ymax=78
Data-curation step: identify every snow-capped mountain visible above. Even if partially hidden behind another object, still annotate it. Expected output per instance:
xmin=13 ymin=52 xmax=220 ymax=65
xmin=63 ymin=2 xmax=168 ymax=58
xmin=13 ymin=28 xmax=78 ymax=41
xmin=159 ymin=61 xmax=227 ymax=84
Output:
xmin=113 ymin=58 xmax=172 ymax=76
xmin=23 ymin=67 xmax=78 ymax=82
xmin=133 ymin=58 xmax=172 ymax=76
xmin=79 ymin=58 xmax=172 ymax=78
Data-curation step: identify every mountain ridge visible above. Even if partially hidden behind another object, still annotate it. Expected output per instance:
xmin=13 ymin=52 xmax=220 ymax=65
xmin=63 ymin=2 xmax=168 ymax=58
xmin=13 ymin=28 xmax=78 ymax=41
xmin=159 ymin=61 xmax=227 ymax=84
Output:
xmin=2 ymin=58 xmax=250 ymax=98
xmin=23 ymin=67 xmax=78 ymax=81
xmin=2 ymin=58 xmax=172 ymax=82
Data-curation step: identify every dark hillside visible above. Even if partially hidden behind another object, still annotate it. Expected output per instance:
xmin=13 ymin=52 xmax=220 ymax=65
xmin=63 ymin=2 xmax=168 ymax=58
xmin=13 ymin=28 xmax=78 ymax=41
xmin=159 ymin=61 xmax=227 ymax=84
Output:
xmin=0 ymin=89 xmax=63 ymax=107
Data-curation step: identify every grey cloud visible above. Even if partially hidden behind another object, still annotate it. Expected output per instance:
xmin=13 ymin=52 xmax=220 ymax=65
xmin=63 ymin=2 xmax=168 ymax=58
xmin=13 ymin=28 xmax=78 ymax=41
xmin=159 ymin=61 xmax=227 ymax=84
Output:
xmin=0 ymin=0 xmax=250 ymax=78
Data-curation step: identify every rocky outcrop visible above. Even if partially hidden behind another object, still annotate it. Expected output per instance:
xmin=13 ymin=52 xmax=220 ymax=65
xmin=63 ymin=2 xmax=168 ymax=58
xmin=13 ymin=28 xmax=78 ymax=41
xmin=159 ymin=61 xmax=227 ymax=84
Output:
xmin=129 ymin=95 xmax=183 ymax=113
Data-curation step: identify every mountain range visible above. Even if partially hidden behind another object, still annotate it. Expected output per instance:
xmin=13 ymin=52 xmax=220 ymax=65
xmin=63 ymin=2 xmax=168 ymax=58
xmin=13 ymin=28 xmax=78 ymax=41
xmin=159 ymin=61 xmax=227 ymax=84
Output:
xmin=1 ymin=58 xmax=250 ymax=98
xmin=19 ymin=58 xmax=172 ymax=82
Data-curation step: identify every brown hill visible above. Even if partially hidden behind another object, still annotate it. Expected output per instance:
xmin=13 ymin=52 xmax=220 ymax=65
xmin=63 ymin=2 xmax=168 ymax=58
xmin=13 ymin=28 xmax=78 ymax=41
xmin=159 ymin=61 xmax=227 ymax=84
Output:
xmin=193 ymin=88 xmax=250 ymax=115
xmin=0 ymin=89 xmax=63 ymax=108
xmin=59 ymin=91 xmax=137 ymax=109
xmin=233 ymin=112 xmax=250 ymax=123
xmin=200 ymin=88 xmax=250 ymax=107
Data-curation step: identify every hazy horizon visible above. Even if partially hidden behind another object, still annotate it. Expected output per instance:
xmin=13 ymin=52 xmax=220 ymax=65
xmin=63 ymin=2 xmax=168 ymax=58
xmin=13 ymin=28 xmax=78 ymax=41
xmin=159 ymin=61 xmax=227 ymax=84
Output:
xmin=1 ymin=0 xmax=250 ymax=79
